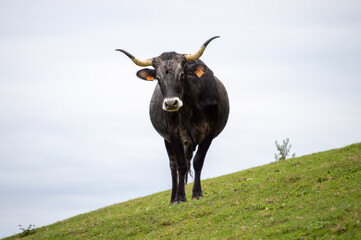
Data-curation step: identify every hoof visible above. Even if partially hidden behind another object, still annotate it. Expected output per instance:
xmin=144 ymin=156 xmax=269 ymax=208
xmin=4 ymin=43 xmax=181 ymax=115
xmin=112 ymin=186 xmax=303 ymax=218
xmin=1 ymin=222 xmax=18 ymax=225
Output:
xmin=192 ymin=192 xmax=204 ymax=200
xmin=171 ymin=200 xmax=186 ymax=205
xmin=171 ymin=198 xmax=186 ymax=204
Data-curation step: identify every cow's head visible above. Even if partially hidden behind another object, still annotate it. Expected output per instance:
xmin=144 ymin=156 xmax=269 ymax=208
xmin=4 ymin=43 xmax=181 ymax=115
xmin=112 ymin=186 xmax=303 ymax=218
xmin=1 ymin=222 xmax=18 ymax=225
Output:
xmin=116 ymin=36 xmax=219 ymax=112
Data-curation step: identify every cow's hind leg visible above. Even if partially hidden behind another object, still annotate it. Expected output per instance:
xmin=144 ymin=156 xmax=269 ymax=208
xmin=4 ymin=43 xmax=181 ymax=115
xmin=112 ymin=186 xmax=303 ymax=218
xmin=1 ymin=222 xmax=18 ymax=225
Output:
xmin=165 ymin=140 xmax=178 ymax=203
xmin=192 ymin=138 xmax=213 ymax=199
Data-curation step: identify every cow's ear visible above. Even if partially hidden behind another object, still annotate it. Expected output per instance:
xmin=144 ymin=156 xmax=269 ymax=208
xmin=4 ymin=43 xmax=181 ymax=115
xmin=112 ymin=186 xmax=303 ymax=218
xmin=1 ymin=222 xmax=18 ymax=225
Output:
xmin=185 ymin=64 xmax=207 ymax=78
xmin=136 ymin=68 xmax=156 ymax=81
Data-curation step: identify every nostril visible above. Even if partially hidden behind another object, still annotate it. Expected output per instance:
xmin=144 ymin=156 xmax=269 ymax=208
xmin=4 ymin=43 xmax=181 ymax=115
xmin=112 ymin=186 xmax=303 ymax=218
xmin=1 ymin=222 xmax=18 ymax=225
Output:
xmin=163 ymin=97 xmax=183 ymax=111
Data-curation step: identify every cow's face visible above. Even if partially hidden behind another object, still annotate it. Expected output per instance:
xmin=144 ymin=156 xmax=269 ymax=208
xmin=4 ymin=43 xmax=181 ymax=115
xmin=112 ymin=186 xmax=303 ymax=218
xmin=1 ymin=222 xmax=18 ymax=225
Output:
xmin=136 ymin=53 xmax=186 ymax=112
xmin=116 ymin=36 xmax=219 ymax=112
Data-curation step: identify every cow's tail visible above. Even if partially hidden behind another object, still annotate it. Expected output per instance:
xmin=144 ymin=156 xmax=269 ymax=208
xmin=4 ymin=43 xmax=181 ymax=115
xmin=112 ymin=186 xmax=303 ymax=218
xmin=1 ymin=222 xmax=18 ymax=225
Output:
xmin=185 ymin=146 xmax=193 ymax=184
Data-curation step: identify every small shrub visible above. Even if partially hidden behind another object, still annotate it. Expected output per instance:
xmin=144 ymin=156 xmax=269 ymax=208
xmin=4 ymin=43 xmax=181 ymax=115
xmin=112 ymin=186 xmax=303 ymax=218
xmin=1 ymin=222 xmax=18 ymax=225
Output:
xmin=18 ymin=224 xmax=36 ymax=237
xmin=274 ymin=138 xmax=295 ymax=161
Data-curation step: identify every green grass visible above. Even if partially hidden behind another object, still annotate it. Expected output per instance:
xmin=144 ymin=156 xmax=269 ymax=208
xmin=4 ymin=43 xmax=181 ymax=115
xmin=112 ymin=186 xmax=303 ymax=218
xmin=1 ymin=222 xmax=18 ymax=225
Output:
xmin=5 ymin=143 xmax=361 ymax=239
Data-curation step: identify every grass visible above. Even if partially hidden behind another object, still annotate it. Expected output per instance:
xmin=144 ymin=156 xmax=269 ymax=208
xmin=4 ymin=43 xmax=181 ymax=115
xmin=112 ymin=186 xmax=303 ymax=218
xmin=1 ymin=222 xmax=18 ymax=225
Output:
xmin=4 ymin=143 xmax=361 ymax=239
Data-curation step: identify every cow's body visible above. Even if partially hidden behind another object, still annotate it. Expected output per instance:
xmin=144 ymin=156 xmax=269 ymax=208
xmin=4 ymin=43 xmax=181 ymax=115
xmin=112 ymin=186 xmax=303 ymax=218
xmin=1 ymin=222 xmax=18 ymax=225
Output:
xmin=117 ymin=37 xmax=229 ymax=203
xmin=150 ymin=59 xmax=228 ymax=144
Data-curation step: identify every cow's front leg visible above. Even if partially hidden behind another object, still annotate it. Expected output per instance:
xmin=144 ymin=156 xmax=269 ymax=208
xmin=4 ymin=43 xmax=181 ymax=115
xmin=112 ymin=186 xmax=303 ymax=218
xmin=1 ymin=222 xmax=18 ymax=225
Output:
xmin=171 ymin=137 xmax=187 ymax=203
xmin=164 ymin=140 xmax=178 ymax=203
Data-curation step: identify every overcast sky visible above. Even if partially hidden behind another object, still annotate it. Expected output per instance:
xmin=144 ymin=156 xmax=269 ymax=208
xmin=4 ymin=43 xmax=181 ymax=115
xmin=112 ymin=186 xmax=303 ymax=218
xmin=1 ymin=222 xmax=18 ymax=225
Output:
xmin=1 ymin=0 xmax=361 ymax=237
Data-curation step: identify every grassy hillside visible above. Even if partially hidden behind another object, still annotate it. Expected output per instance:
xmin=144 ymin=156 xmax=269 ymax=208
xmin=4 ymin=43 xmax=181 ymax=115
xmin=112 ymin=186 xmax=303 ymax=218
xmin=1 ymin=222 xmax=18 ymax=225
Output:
xmin=5 ymin=143 xmax=361 ymax=239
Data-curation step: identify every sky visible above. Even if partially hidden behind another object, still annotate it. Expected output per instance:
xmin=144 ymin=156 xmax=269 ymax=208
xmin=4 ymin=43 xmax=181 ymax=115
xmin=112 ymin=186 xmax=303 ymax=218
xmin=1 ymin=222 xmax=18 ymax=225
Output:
xmin=1 ymin=0 xmax=361 ymax=237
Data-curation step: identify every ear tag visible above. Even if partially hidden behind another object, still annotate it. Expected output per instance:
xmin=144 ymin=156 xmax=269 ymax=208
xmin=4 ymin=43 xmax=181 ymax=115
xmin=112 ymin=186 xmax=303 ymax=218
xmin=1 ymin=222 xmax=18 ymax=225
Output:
xmin=146 ymin=76 xmax=155 ymax=81
xmin=195 ymin=69 xmax=205 ymax=78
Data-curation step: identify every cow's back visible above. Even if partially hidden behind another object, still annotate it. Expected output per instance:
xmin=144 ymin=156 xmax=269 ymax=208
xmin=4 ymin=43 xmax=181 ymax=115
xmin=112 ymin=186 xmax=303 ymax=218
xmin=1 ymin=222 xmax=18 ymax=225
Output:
xmin=213 ymin=76 xmax=229 ymax=138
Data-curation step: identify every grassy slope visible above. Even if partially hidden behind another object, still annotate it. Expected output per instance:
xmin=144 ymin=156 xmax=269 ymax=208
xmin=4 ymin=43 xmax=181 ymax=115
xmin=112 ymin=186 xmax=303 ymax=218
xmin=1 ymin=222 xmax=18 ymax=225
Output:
xmin=5 ymin=143 xmax=361 ymax=240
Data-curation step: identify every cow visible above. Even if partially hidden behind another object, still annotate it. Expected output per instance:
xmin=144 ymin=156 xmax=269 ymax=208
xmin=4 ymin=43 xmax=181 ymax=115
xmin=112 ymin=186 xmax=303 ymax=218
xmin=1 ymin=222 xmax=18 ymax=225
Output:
xmin=116 ymin=36 xmax=229 ymax=203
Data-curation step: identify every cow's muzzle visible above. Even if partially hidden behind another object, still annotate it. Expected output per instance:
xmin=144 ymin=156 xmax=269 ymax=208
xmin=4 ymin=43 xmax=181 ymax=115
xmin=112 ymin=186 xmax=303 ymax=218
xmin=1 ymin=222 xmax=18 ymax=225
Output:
xmin=163 ymin=97 xmax=183 ymax=112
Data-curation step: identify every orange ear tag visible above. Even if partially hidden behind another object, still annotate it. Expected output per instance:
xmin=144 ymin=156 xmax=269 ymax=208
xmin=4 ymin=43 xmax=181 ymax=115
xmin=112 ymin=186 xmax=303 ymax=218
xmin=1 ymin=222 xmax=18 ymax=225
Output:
xmin=195 ymin=69 xmax=204 ymax=78
xmin=146 ymin=76 xmax=155 ymax=81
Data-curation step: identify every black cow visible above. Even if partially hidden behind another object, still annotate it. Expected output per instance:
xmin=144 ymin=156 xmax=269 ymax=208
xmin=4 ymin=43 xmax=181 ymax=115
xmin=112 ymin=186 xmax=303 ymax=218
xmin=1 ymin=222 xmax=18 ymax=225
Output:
xmin=116 ymin=36 xmax=229 ymax=203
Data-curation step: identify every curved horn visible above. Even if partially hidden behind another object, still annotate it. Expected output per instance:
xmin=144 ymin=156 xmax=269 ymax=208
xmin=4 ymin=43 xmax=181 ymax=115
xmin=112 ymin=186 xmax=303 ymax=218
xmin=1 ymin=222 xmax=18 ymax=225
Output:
xmin=115 ymin=49 xmax=153 ymax=67
xmin=184 ymin=36 xmax=220 ymax=61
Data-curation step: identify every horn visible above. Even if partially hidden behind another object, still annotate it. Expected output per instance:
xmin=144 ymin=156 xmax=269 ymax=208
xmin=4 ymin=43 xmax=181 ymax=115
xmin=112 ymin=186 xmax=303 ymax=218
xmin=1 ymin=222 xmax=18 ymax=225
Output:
xmin=184 ymin=36 xmax=220 ymax=61
xmin=115 ymin=49 xmax=153 ymax=67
